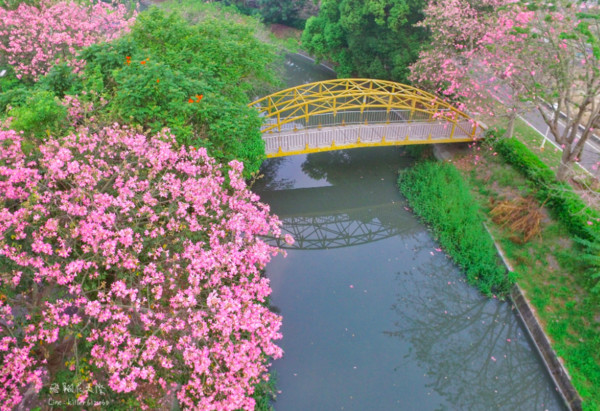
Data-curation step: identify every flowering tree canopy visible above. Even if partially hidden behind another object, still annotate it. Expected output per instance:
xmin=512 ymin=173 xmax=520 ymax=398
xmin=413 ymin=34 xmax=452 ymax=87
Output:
xmin=0 ymin=0 xmax=135 ymax=81
xmin=411 ymin=0 xmax=600 ymax=180
xmin=0 ymin=125 xmax=288 ymax=410
xmin=410 ymin=0 xmax=530 ymax=129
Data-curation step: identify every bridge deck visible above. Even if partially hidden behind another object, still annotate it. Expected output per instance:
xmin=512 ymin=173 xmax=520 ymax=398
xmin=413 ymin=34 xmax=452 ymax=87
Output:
xmin=263 ymin=120 xmax=476 ymax=157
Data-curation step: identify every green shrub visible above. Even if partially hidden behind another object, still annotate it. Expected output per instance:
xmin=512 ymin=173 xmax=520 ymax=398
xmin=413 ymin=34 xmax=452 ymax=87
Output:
xmin=75 ymin=8 xmax=277 ymax=176
xmin=403 ymin=144 xmax=432 ymax=159
xmin=7 ymin=90 xmax=68 ymax=141
xmin=494 ymin=135 xmax=600 ymax=292
xmin=36 ymin=62 xmax=80 ymax=98
xmin=398 ymin=160 xmax=512 ymax=295
xmin=0 ymin=66 xmax=31 ymax=113
xmin=494 ymin=137 xmax=600 ymax=241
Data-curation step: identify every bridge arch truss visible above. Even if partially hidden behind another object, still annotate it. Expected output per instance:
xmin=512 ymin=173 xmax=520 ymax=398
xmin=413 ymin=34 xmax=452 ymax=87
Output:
xmin=249 ymin=79 xmax=483 ymax=157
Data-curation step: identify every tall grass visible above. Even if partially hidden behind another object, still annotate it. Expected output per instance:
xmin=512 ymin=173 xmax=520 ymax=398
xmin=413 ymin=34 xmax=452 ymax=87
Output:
xmin=398 ymin=161 xmax=513 ymax=295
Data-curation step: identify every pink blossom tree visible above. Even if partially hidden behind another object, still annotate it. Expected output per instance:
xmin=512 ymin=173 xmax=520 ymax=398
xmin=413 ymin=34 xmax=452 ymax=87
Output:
xmin=411 ymin=0 xmax=600 ymax=180
xmin=0 ymin=0 xmax=135 ymax=81
xmin=488 ymin=1 xmax=600 ymax=180
xmin=409 ymin=0 xmax=516 ymax=122
xmin=0 ymin=125 xmax=289 ymax=410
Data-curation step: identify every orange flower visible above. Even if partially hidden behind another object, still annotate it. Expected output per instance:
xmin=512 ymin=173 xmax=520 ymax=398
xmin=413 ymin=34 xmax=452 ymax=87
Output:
xmin=195 ymin=94 xmax=203 ymax=102
xmin=156 ymin=79 xmax=160 ymax=83
xmin=140 ymin=61 xmax=146 ymax=65
xmin=188 ymin=98 xmax=194 ymax=103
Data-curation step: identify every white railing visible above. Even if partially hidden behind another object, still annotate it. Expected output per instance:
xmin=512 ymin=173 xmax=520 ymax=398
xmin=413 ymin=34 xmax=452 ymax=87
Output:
xmin=263 ymin=120 xmax=476 ymax=155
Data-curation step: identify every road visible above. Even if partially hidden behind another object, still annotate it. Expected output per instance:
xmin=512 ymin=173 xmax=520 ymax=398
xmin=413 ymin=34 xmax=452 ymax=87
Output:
xmin=519 ymin=108 xmax=600 ymax=176
xmin=489 ymin=84 xmax=600 ymax=176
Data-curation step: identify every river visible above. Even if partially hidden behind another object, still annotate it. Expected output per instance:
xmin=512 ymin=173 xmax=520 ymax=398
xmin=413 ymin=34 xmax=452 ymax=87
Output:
xmin=252 ymin=54 xmax=566 ymax=411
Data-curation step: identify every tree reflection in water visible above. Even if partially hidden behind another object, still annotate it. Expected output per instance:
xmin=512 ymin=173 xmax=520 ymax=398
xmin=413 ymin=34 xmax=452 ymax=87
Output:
xmin=384 ymin=237 xmax=565 ymax=410
xmin=253 ymin=157 xmax=294 ymax=191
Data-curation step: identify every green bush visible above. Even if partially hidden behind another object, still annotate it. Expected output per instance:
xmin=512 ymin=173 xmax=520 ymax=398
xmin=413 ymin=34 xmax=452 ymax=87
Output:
xmin=493 ymin=132 xmax=600 ymax=292
xmin=7 ymin=90 xmax=68 ymax=141
xmin=398 ymin=160 xmax=512 ymax=295
xmin=36 ymin=62 xmax=81 ymax=98
xmin=494 ymin=136 xmax=600 ymax=241
xmin=76 ymin=8 xmax=277 ymax=176
xmin=0 ymin=66 xmax=31 ymax=113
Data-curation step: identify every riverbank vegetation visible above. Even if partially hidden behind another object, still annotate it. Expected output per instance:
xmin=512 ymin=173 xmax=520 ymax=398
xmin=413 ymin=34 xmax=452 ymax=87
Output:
xmin=405 ymin=0 xmax=600 ymax=405
xmin=0 ymin=1 xmax=286 ymax=409
xmin=397 ymin=160 xmax=513 ymax=295
xmin=399 ymin=142 xmax=600 ymax=409
xmin=465 ymin=135 xmax=600 ymax=410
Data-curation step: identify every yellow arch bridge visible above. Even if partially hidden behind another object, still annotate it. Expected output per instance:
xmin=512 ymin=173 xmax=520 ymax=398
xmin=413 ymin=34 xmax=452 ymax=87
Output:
xmin=249 ymin=78 xmax=483 ymax=158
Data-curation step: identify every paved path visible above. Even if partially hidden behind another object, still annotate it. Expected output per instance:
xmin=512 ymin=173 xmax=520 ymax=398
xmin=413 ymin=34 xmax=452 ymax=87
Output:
xmin=519 ymin=109 xmax=600 ymax=176
xmin=491 ymin=84 xmax=600 ymax=176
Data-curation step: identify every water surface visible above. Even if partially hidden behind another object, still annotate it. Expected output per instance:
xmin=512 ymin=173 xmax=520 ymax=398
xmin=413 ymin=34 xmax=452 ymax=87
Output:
xmin=253 ymin=55 xmax=565 ymax=411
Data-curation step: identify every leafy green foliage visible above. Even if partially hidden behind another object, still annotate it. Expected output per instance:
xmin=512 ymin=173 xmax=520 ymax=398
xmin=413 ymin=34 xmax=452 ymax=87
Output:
xmin=7 ymin=90 xmax=68 ymax=141
xmin=493 ymin=132 xmax=600 ymax=293
xmin=494 ymin=136 xmax=600 ymax=242
xmin=398 ymin=160 xmax=511 ymax=295
xmin=301 ymin=0 xmax=428 ymax=82
xmin=1 ymin=4 xmax=279 ymax=176
xmin=77 ymin=6 xmax=278 ymax=176
xmin=0 ymin=67 xmax=30 ymax=112
xmin=257 ymin=0 xmax=308 ymax=27
xmin=252 ymin=372 xmax=277 ymax=411
xmin=36 ymin=62 xmax=81 ymax=98
xmin=575 ymin=236 xmax=600 ymax=294
xmin=112 ymin=58 xmax=202 ymax=142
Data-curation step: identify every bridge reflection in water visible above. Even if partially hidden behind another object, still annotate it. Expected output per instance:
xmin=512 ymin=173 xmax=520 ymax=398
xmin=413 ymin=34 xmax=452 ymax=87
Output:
xmin=259 ymin=180 xmax=418 ymax=251
xmin=255 ymin=148 xmax=565 ymax=410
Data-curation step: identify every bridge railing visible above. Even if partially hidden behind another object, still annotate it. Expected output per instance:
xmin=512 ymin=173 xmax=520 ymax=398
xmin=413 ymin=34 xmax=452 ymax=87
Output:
xmin=263 ymin=119 xmax=476 ymax=156
xmin=261 ymin=109 xmax=449 ymax=133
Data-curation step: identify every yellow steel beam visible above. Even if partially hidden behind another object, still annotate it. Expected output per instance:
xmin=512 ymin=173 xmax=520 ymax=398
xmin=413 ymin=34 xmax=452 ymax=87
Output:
xmin=265 ymin=136 xmax=476 ymax=158
xmin=250 ymin=78 xmax=482 ymax=147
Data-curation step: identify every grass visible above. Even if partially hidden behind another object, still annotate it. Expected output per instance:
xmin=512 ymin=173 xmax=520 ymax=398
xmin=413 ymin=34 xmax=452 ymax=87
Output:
xmin=397 ymin=160 xmax=513 ymax=296
xmin=463 ymin=149 xmax=600 ymax=410
xmin=510 ymin=117 xmax=594 ymax=181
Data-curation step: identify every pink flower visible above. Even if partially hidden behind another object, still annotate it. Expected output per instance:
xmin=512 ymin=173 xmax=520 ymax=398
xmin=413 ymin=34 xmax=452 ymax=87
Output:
xmin=0 ymin=125 xmax=285 ymax=409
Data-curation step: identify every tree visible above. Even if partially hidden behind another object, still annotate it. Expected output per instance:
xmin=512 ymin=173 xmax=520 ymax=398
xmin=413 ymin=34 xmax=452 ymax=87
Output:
xmin=0 ymin=0 xmax=135 ymax=82
xmin=301 ymin=0 xmax=428 ymax=83
xmin=493 ymin=1 xmax=600 ymax=181
xmin=410 ymin=0 xmax=528 ymax=138
xmin=257 ymin=0 xmax=308 ymax=26
xmin=0 ymin=125 xmax=289 ymax=409
xmin=411 ymin=0 xmax=600 ymax=180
